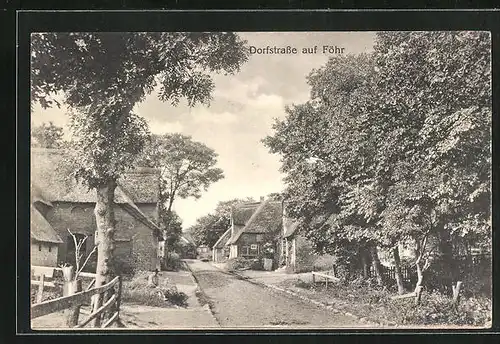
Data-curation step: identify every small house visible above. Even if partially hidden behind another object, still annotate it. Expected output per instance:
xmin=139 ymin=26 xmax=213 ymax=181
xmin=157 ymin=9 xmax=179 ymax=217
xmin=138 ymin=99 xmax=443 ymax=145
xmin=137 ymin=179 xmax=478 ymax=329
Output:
xmin=30 ymin=204 xmax=64 ymax=267
xmin=212 ymin=228 xmax=231 ymax=262
xmin=281 ymin=206 xmax=335 ymax=273
xmin=31 ymin=148 xmax=162 ymax=273
xmin=226 ymin=198 xmax=282 ymax=261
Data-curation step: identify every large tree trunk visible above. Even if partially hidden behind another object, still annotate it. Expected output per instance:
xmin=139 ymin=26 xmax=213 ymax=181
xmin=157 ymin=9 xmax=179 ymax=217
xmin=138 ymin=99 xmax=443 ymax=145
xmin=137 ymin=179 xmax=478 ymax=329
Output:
xmin=439 ymin=229 xmax=456 ymax=294
xmin=370 ymin=245 xmax=384 ymax=287
xmin=92 ymin=179 xmax=117 ymax=327
xmin=360 ymin=247 xmax=370 ymax=279
xmin=393 ymin=245 xmax=405 ymax=295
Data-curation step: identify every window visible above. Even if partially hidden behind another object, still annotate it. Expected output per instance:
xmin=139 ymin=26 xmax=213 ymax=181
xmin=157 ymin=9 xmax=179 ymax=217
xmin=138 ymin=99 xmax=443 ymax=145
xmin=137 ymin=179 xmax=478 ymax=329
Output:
xmin=38 ymin=244 xmax=42 ymax=251
xmin=241 ymin=244 xmax=259 ymax=257
xmin=48 ymin=245 xmax=52 ymax=252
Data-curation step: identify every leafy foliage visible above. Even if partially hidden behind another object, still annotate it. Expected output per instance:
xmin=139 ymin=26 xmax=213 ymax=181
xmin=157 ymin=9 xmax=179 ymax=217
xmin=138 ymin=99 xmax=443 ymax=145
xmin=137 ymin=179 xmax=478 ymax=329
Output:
xmin=187 ymin=198 xmax=254 ymax=247
xmin=31 ymin=32 xmax=248 ymax=284
xmin=163 ymin=211 xmax=183 ymax=251
xmin=264 ymin=31 xmax=491 ymax=289
xmin=31 ymin=32 xmax=248 ymax=188
xmin=137 ymin=133 xmax=225 ymax=213
xmin=31 ymin=121 xmax=65 ymax=148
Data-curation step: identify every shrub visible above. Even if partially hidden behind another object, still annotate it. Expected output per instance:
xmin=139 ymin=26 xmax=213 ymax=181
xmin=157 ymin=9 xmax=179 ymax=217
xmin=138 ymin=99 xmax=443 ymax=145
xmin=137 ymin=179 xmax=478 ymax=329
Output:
xmin=164 ymin=252 xmax=182 ymax=271
xmin=294 ymin=279 xmax=314 ymax=289
xmin=226 ymin=257 xmax=254 ymax=271
xmin=121 ymin=270 xmax=188 ymax=308
xmin=397 ymin=291 xmax=491 ymax=326
xmin=30 ymin=286 xmax=62 ymax=304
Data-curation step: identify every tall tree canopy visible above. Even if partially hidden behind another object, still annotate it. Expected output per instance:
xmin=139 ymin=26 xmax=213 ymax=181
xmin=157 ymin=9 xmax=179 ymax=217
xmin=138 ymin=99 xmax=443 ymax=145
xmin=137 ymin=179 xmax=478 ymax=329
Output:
xmin=31 ymin=32 xmax=248 ymax=320
xmin=138 ymin=133 xmax=225 ymax=213
xmin=188 ymin=198 xmax=255 ymax=247
xmin=264 ymin=31 xmax=491 ymax=291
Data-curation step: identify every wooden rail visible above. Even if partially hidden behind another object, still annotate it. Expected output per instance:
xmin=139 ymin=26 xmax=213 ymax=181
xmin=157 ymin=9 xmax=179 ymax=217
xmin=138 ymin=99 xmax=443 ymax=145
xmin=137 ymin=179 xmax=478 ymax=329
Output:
xmin=312 ymin=271 xmax=340 ymax=289
xmin=31 ymin=276 xmax=119 ymax=319
xmin=75 ymin=294 xmax=117 ymax=328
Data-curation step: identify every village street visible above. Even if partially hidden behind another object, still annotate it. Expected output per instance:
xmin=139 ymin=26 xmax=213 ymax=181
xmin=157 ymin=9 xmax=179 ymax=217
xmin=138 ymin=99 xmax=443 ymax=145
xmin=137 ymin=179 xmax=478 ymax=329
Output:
xmin=187 ymin=259 xmax=368 ymax=328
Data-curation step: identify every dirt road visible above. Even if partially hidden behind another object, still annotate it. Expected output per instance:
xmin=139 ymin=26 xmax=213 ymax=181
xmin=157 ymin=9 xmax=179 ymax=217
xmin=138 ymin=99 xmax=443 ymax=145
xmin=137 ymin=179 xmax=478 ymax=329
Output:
xmin=186 ymin=259 xmax=368 ymax=329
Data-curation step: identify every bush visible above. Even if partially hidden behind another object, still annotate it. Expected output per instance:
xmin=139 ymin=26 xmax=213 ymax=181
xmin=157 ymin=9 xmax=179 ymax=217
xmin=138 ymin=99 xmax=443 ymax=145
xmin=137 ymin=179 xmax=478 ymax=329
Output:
xmin=280 ymin=274 xmax=491 ymax=326
xmin=398 ymin=291 xmax=491 ymax=326
xmin=164 ymin=252 xmax=182 ymax=271
xmin=226 ymin=257 xmax=254 ymax=271
xmin=30 ymin=286 xmax=62 ymax=304
xmin=294 ymin=279 xmax=314 ymax=289
xmin=121 ymin=270 xmax=188 ymax=308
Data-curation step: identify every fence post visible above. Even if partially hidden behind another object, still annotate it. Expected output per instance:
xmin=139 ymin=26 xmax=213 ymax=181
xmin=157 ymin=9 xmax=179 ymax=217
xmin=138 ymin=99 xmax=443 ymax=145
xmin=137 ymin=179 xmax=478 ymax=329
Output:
xmin=36 ymin=274 xmax=45 ymax=304
xmin=312 ymin=272 xmax=315 ymax=284
xmin=116 ymin=276 xmax=122 ymax=319
xmin=62 ymin=266 xmax=82 ymax=327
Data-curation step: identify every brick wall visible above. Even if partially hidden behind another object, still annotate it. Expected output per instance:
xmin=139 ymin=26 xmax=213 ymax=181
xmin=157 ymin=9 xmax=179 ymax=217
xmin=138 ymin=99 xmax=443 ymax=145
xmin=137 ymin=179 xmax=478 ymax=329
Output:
xmin=45 ymin=202 xmax=158 ymax=273
xmin=31 ymin=241 xmax=59 ymax=267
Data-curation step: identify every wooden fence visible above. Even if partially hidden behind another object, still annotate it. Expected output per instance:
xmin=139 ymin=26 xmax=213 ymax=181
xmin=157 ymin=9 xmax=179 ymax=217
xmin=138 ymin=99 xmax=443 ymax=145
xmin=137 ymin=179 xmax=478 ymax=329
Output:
xmin=31 ymin=266 xmax=123 ymax=329
xmin=368 ymin=254 xmax=491 ymax=285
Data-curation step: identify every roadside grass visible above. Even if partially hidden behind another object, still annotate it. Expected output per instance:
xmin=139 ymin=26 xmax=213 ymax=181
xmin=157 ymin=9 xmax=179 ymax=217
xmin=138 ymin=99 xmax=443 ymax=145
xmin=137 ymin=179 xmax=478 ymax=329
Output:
xmin=121 ymin=270 xmax=188 ymax=308
xmin=279 ymin=277 xmax=491 ymax=326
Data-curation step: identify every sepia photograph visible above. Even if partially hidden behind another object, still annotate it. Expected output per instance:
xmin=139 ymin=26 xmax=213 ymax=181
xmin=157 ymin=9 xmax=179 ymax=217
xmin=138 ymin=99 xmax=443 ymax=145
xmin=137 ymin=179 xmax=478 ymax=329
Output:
xmin=29 ymin=30 xmax=492 ymax=330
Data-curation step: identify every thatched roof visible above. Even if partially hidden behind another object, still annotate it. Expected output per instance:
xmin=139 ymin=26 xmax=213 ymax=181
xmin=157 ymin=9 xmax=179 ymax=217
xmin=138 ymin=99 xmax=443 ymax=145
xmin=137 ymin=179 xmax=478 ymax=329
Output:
xmin=213 ymin=228 xmax=231 ymax=249
xmin=31 ymin=205 xmax=63 ymax=244
xmin=227 ymin=200 xmax=283 ymax=245
xmin=231 ymin=202 xmax=261 ymax=225
xmin=31 ymin=148 xmax=160 ymax=204
xmin=31 ymin=148 xmax=161 ymax=236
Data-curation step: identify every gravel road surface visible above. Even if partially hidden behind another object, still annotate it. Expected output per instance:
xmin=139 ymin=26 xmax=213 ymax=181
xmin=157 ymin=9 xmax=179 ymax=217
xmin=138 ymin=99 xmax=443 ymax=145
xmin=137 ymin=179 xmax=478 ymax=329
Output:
xmin=186 ymin=259 xmax=368 ymax=329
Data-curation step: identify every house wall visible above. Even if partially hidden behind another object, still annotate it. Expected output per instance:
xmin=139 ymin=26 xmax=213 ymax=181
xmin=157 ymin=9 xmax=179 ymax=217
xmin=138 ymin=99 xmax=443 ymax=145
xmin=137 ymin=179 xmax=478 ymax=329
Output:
xmin=31 ymin=240 xmax=59 ymax=267
xmin=236 ymin=233 xmax=265 ymax=258
xmin=287 ymin=234 xmax=335 ymax=273
xmin=45 ymin=202 xmax=158 ymax=273
xmin=229 ymin=245 xmax=238 ymax=258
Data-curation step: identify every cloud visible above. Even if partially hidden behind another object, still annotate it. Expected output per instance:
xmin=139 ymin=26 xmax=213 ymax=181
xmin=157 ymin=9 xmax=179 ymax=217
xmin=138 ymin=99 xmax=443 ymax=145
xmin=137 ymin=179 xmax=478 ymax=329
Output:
xmin=147 ymin=119 xmax=184 ymax=134
xmin=191 ymin=108 xmax=238 ymax=125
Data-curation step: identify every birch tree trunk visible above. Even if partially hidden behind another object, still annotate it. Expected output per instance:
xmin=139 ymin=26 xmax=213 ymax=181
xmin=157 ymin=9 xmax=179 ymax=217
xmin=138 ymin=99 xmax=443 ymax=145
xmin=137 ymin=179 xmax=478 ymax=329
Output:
xmin=415 ymin=261 xmax=424 ymax=290
xmin=92 ymin=179 xmax=117 ymax=327
xmin=360 ymin=248 xmax=370 ymax=279
xmin=393 ymin=245 xmax=405 ymax=295
xmin=370 ymin=245 xmax=384 ymax=287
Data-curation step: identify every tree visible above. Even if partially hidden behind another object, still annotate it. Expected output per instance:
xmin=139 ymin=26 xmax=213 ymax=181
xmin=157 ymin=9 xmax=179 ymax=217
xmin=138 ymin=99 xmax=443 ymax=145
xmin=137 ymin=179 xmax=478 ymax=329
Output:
xmin=163 ymin=211 xmax=183 ymax=251
xmin=31 ymin=32 xmax=248 ymax=324
xmin=265 ymin=32 xmax=491 ymax=293
xmin=31 ymin=121 xmax=65 ymax=148
xmin=137 ymin=133 xmax=225 ymax=254
xmin=138 ymin=133 xmax=225 ymax=213
xmin=188 ymin=198 xmax=254 ymax=247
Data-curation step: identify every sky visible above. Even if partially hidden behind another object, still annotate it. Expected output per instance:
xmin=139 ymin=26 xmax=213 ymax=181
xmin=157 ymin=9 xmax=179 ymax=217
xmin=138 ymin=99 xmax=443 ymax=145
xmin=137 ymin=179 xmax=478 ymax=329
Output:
xmin=31 ymin=32 xmax=376 ymax=228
